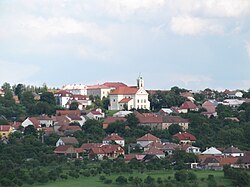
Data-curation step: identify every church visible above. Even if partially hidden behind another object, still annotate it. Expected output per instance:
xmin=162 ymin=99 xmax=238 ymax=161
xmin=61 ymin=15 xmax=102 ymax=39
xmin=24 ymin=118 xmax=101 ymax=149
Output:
xmin=109 ymin=76 xmax=150 ymax=110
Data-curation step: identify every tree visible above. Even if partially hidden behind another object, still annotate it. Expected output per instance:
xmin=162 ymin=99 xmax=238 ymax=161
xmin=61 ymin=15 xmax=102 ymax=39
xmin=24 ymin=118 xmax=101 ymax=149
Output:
xmin=115 ymin=176 xmax=127 ymax=185
xmin=23 ymin=125 xmax=37 ymax=136
xmin=69 ymin=101 xmax=79 ymax=110
xmin=40 ymin=92 xmax=56 ymax=105
xmin=169 ymin=124 xmax=183 ymax=135
xmin=14 ymin=84 xmax=24 ymax=99
xmin=175 ymin=170 xmax=188 ymax=182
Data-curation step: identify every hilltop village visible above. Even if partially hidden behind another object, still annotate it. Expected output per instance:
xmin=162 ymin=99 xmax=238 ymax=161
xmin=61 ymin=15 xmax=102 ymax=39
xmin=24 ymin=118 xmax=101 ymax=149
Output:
xmin=0 ymin=77 xmax=250 ymax=186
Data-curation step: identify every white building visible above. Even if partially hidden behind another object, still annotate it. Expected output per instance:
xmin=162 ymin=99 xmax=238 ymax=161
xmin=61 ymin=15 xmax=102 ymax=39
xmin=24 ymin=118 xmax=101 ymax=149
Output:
xmin=87 ymin=85 xmax=111 ymax=99
xmin=54 ymin=91 xmax=73 ymax=108
xmin=102 ymin=133 xmax=125 ymax=147
xmin=109 ymin=76 xmax=150 ymax=110
xmin=62 ymin=84 xmax=88 ymax=96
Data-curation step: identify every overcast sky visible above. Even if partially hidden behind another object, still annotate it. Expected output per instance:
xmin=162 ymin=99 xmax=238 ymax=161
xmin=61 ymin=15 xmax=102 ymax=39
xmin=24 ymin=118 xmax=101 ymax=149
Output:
xmin=1 ymin=0 xmax=250 ymax=90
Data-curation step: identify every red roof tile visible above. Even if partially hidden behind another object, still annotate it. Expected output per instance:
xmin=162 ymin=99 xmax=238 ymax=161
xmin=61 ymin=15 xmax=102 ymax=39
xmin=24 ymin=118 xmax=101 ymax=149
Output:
xmin=103 ymin=117 xmax=126 ymax=124
xmin=60 ymin=137 xmax=79 ymax=145
xmin=179 ymin=101 xmax=198 ymax=110
xmin=135 ymin=111 xmax=163 ymax=123
xmin=80 ymin=143 xmax=102 ymax=150
xmin=119 ymin=98 xmax=133 ymax=103
xmin=56 ymin=110 xmax=81 ymax=116
xmin=173 ymin=132 xmax=196 ymax=141
xmin=0 ymin=125 xmax=11 ymax=131
xmin=54 ymin=145 xmax=75 ymax=153
xmin=137 ymin=133 xmax=160 ymax=141
xmin=101 ymin=144 xmax=123 ymax=153
xmin=91 ymin=147 xmax=105 ymax=154
xmin=103 ymin=82 xmax=127 ymax=89
xmin=59 ymin=125 xmax=82 ymax=131
xmin=110 ymin=86 xmax=139 ymax=95
xmin=143 ymin=147 xmax=164 ymax=155
xmin=103 ymin=133 xmax=124 ymax=141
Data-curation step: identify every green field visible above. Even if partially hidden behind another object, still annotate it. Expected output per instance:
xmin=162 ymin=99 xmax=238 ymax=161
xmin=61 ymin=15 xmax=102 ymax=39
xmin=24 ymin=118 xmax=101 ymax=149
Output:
xmin=24 ymin=170 xmax=233 ymax=187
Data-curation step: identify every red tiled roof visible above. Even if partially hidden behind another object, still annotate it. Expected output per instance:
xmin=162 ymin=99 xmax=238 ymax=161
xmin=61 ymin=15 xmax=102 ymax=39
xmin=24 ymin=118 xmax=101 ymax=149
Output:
xmin=28 ymin=117 xmax=41 ymax=129
xmin=173 ymin=132 xmax=196 ymax=141
xmin=91 ymin=147 xmax=105 ymax=154
xmin=103 ymin=117 xmax=126 ymax=124
xmin=119 ymin=98 xmax=133 ymax=103
xmin=59 ymin=125 xmax=82 ymax=131
xmin=135 ymin=111 xmax=163 ymax=123
xmin=90 ymin=111 xmax=102 ymax=115
xmin=42 ymin=127 xmax=54 ymax=135
xmin=101 ymin=144 xmax=123 ymax=153
xmin=103 ymin=82 xmax=127 ymax=89
xmin=110 ymin=86 xmax=139 ymax=95
xmin=0 ymin=125 xmax=11 ymax=131
xmin=80 ymin=143 xmax=102 ymax=150
xmin=180 ymin=92 xmax=193 ymax=98
xmin=137 ymin=133 xmax=160 ymax=141
xmin=103 ymin=133 xmax=124 ymax=141
xmin=67 ymin=115 xmax=82 ymax=121
xmin=54 ymin=145 xmax=75 ymax=153
xmin=56 ymin=110 xmax=81 ymax=116
xmin=179 ymin=101 xmax=198 ymax=110
xmin=144 ymin=141 xmax=164 ymax=149
xmin=10 ymin=121 xmax=22 ymax=129
xmin=143 ymin=147 xmax=164 ymax=155
xmin=241 ymin=152 xmax=250 ymax=164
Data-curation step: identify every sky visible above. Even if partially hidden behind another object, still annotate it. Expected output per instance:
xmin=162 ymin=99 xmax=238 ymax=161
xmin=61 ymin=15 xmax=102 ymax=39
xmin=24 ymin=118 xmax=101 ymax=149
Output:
xmin=1 ymin=0 xmax=250 ymax=91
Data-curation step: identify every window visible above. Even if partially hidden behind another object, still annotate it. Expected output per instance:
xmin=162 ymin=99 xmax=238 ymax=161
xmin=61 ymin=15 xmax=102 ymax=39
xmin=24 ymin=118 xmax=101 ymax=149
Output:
xmin=144 ymin=99 xmax=146 ymax=103
xmin=137 ymin=99 xmax=140 ymax=103
xmin=113 ymin=99 xmax=115 ymax=102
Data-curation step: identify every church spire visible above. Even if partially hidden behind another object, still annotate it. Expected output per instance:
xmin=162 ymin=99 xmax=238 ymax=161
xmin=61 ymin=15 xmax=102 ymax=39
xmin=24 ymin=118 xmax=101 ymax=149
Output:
xmin=137 ymin=74 xmax=144 ymax=89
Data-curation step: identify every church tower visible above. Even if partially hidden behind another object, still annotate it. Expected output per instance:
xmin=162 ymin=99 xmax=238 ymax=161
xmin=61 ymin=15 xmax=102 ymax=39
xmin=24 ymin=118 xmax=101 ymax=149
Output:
xmin=137 ymin=75 xmax=144 ymax=89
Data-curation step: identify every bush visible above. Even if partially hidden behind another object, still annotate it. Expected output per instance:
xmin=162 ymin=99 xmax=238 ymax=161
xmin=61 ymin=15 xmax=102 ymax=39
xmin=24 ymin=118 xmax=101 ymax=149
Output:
xmin=104 ymin=179 xmax=112 ymax=184
xmin=116 ymin=176 xmax=128 ymax=185
xmin=99 ymin=175 xmax=106 ymax=181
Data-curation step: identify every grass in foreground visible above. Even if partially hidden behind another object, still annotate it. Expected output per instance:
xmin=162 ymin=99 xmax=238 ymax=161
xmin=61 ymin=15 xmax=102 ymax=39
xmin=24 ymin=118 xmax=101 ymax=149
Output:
xmin=24 ymin=170 xmax=233 ymax=187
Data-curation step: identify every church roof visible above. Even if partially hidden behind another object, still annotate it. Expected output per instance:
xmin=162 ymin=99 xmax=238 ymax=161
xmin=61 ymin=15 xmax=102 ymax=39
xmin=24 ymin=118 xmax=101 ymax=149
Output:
xmin=110 ymin=86 xmax=139 ymax=95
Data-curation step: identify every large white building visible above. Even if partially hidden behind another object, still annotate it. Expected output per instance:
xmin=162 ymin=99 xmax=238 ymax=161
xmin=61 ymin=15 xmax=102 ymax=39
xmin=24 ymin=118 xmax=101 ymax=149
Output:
xmin=109 ymin=76 xmax=150 ymax=110
xmin=62 ymin=84 xmax=88 ymax=95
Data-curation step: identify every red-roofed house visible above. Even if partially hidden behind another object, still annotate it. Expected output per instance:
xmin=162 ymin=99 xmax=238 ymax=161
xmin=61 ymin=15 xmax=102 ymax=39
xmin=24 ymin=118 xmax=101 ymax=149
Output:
xmin=109 ymin=76 xmax=150 ymax=110
xmin=87 ymin=109 xmax=105 ymax=120
xmin=21 ymin=117 xmax=41 ymax=129
xmin=56 ymin=137 xmax=79 ymax=147
xmin=173 ymin=132 xmax=196 ymax=144
xmin=102 ymin=116 xmax=127 ymax=129
xmin=103 ymin=133 xmax=125 ymax=147
xmin=137 ymin=133 xmax=160 ymax=147
xmin=178 ymin=101 xmax=199 ymax=113
xmin=54 ymin=91 xmax=73 ymax=108
xmin=0 ymin=125 xmax=13 ymax=138
xmin=89 ymin=144 xmax=125 ymax=160
xmin=54 ymin=145 xmax=76 ymax=157
xmin=142 ymin=147 xmax=165 ymax=158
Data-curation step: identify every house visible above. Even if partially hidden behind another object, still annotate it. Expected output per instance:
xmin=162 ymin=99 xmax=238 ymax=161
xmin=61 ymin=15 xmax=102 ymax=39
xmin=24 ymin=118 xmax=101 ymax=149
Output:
xmin=136 ymin=133 xmax=161 ymax=147
xmin=180 ymin=144 xmax=200 ymax=154
xmin=102 ymin=116 xmax=127 ymax=129
xmin=113 ymin=111 xmax=133 ymax=117
xmin=144 ymin=141 xmax=164 ymax=151
xmin=223 ymin=146 xmax=244 ymax=157
xmin=87 ymin=84 xmax=111 ymax=99
xmin=86 ymin=109 xmax=105 ymax=120
xmin=222 ymin=99 xmax=244 ymax=108
xmin=80 ymin=143 xmax=103 ymax=153
xmin=36 ymin=115 xmax=54 ymax=127
xmin=224 ymin=90 xmax=243 ymax=98
xmin=54 ymin=145 xmax=76 ymax=157
xmin=0 ymin=125 xmax=13 ymax=138
xmin=54 ymin=91 xmax=73 ymax=108
xmin=201 ymin=157 xmax=221 ymax=170
xmin=162 ymin=115 xmax=189 ymax=130
xmin=89 ymin=144 xmax=125 ymax=160
xmin=62 ymin=84 xmax=88 ymax=95
xmin=109 ymin=76 xmax=150 ymax=110
xmin=135 ymin=112 xmax=163 ymax=129
xmin=201 ymin=147 xmax=222 ymax=155
xmin=173 ymin=132 xmax=196 ymax=144
xmin=103 ymin=133 xmax=125 ymax=147
xmin=202 ymin=100 xmax=218 ymax=113
xmin=65 ymin=95 xmax=92 ymax=110
xmin=21 ymin=117 xmax=41 ymax=129
xmin=58 ymin=125 xmax=82 ymax=135
xmin=159 ymin=108 xmax=173 ymax=115
xmin=162 ymin=142 xmax=180 ymax=155
xmin=180 ymin=92 xmax=195 ymax=102
xmin=178 ymin=101 xmax=199 ymax=113
xmin=66 ymin=115 xmax=86 ymax=127
xmin=142 ymin=147 xmax=165 ymax=159
xmin=56 ymin=137 xmax=79 ymax=147
xmin=238 ymin=152 xmax=250 ymax=169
